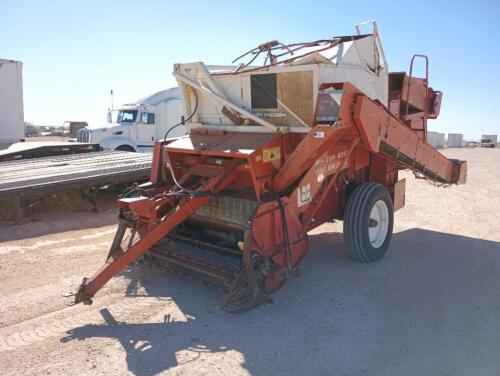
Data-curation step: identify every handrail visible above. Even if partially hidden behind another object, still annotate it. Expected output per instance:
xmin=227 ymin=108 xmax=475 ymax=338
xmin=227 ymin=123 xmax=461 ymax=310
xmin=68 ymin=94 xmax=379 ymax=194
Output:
xmin=404 ymin=54 xmax=429 ymax=141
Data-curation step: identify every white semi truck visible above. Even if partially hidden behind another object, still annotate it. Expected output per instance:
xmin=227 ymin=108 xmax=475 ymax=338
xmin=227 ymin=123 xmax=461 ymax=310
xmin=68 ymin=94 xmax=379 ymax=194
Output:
xmin=77 ymin=87 xmax=185 ymax=152
xmin=0 ymin=59 xmax=24 ymax=148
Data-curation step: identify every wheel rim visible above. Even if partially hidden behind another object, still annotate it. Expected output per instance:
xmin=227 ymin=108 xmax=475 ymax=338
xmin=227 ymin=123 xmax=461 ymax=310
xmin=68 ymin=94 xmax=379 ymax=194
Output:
xmin=368 ymin=200 xmax=389 ymax=248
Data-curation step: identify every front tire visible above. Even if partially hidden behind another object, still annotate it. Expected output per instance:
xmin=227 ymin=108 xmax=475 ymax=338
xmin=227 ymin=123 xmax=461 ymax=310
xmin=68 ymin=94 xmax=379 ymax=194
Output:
xmin=116 ymin=145 xmax=135 ymax=152
xmin=343 ymin=182 xmax=394 ymax=262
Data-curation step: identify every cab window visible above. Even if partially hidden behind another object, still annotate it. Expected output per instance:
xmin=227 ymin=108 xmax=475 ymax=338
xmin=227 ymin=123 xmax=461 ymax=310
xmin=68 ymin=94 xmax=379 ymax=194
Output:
xmin=117 ymin=110 xmax=137 ymax=123
xmin=140 ymin=112 xmax=155 ymax=124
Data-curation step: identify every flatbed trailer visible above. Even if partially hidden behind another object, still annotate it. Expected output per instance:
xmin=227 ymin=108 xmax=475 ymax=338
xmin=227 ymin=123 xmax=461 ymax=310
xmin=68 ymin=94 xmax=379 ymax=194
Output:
xmin=0 ymin=151 xmax=152 ymax=220
xmin=0 ymin=141 xmax=100 ymax=162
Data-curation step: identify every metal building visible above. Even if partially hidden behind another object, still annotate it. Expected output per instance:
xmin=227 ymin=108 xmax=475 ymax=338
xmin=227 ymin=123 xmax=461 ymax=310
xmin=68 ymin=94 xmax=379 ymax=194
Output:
xmin=427 ymin=131 xmax=445 ymax=149
xmin=447 ymin=133 xmax=464 ymax=148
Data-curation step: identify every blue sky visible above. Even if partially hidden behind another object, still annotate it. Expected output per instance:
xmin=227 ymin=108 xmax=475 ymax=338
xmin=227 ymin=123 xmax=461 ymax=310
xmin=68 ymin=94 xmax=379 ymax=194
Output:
xmin=2 ymin=0 xmax=498 ymax=139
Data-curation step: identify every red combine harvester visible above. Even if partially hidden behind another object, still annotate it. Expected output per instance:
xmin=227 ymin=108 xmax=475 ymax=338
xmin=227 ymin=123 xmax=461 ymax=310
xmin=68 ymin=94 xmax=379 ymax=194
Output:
xmin=68 ymin=22 xmax=466 ymax=312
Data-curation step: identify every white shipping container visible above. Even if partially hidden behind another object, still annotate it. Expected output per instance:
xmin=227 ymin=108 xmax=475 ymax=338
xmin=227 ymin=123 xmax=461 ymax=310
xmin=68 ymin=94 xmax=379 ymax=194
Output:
xmin=427 ymin=131 xmax=445 ymax=149
xmin=481 ymin=135 xmax=498 ymax=147
xmin=0 ymin=59 xmax=24 ymax=147
xmin=447 ymin=133 xmax=463 ymax=148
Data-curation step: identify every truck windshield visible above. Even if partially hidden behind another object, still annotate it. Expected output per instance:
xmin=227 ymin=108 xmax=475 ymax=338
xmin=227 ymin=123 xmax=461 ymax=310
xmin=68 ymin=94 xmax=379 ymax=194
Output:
xmin=117 ymin=110 xmax=138 ymax=123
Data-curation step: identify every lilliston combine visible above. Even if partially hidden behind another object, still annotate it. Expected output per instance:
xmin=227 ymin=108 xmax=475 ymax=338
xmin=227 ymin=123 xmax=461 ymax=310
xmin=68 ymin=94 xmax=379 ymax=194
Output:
xmin=68 ymin=22 xmax=466 ymax=312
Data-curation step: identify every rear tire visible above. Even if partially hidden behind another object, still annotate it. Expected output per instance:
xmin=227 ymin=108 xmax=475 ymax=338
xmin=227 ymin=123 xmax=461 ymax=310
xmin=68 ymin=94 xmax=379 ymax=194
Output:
xmin=343 ymin=182 xmax=394 ymax=263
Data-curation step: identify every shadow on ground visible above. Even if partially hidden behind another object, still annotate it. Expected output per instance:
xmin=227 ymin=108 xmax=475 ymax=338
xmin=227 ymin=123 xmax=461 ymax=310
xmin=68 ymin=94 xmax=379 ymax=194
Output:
xmin=0 ymin=196 xmax=118 ymax=242
xmin=61 ymin=228 xmax=500 ymax=376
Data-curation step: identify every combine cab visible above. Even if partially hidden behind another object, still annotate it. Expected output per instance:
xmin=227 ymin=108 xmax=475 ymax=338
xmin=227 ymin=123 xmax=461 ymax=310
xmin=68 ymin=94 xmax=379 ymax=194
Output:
xmin=68 ymin=21 xmax=466 ymax=312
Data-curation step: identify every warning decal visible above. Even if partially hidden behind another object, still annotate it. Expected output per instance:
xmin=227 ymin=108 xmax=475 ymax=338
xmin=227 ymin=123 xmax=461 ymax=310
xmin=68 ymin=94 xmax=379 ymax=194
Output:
xmin=297 ymin=183 xmax=311 ymax=207
xmin=262 ymin=146 xmax=281 ymax=163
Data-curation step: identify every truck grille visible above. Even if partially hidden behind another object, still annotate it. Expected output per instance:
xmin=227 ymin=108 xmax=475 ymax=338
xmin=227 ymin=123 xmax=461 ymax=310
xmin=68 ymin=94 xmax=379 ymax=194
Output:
xmin=77 ymin=128 xmax=90 ymax=143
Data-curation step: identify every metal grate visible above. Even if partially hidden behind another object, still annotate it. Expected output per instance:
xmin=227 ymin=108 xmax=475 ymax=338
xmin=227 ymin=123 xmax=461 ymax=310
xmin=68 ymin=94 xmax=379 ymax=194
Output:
xmin=77 ymin=128 xmax=90 ymax=143
xmin=0 ymin=151 xmax=152 ymax=198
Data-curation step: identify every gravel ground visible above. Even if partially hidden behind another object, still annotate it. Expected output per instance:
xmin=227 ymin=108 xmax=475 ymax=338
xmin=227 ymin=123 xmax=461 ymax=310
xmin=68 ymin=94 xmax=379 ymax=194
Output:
xmin=0 ymin=147 xmax=499 ymax=376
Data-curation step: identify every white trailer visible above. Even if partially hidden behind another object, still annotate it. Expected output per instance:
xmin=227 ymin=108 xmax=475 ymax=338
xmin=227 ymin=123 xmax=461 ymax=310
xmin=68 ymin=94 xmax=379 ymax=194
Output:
xmin=481 ymin=135 xmax=497 ymax=148
xmin=447 ymin=133 xmax=463 ymax=148
xmin=0 ymin=59 xmax=24 ymax=148
xmin=77 ymin=88 xmax=185 ymax=152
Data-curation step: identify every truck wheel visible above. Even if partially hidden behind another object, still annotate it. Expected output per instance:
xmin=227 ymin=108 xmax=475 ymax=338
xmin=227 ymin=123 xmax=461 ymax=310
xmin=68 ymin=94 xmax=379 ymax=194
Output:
xmin=343 ymin=182 xmax=394 ymax=263
xmin=116 ymin=145 xmax=135 ymax=152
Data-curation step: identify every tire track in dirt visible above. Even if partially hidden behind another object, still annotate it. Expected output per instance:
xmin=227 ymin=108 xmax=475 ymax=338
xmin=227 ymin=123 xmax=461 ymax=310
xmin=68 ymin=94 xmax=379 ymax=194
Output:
xmin=0 ymin=276 xmax=130 ymax=327
xmin=0 ymin=291 xmax=180 ymax=353
xmin=0 ymin=228 xmax=116 ymax=256
xmin=0 ymin=216 xmax=170 ymax=353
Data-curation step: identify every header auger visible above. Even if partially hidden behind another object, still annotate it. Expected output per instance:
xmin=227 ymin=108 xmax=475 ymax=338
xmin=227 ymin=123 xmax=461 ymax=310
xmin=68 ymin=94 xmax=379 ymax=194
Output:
xmin=68 ymin=21 xmax=466 ymax=312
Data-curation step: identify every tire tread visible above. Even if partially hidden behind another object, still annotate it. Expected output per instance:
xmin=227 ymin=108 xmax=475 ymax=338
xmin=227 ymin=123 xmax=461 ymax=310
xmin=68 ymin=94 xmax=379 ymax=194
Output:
xmin=343 ymin=182 xmax=393 ymax=263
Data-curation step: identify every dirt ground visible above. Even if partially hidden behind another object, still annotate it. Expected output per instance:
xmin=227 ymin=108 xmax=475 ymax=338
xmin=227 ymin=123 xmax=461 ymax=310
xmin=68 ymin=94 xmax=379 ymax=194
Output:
xmin=23 ymin=136 xmax=71 ymax=142
xmin=0 ymin=147 xmax=499 ymax=376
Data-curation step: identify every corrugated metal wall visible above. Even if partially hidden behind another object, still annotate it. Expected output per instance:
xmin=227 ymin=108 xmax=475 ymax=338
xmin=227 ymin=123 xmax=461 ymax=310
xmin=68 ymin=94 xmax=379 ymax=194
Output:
xmin=427 ymin=131 xmax=445 ymax=149
xmin=447 ymin=133 xmax=463 ymax=148
xmin=0 ymin=59 xmax=24 ymax=145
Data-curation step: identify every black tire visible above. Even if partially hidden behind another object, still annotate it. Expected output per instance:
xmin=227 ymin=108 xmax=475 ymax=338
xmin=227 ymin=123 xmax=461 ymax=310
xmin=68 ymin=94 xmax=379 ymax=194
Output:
xmin=343 ymin=182 xmax=394 ymax=263
xmin=116 ymin=145 xmax=135 ymax=152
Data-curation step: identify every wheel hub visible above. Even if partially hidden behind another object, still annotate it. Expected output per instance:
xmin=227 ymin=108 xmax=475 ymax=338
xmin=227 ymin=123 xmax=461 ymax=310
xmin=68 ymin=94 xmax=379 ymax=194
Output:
xmin=368 ymin=200 xmax=389 ymax=248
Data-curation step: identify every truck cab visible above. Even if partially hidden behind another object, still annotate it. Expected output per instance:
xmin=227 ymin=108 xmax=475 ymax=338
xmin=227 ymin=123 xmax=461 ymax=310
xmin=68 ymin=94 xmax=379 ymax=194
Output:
xmin=77 ymin=87 xmax=185 ymax=152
